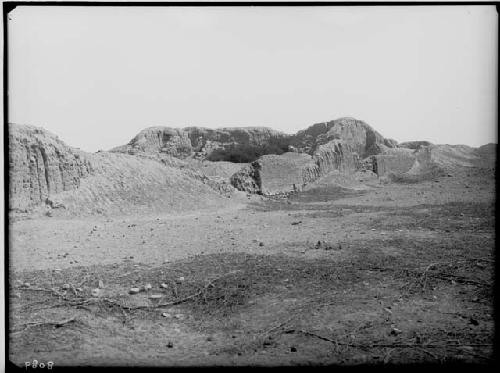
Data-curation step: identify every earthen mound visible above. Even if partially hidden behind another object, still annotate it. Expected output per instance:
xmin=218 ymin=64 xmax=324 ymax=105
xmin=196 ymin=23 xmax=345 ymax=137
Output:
xmin=399 ymin=141 xmax=433 ymax=150
xmin=291 ymin=117 xmax=396 ymax=157
xmin=111 ymin=126 xmax=289 ymax=161
xmin=384 ymin=144 xmax=495 ymax=183
xmin=9 ymin=124 xmax=234 ymax=217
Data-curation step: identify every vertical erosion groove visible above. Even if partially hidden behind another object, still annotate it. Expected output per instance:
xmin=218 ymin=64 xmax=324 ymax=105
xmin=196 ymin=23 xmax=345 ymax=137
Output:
xmin=39 ymin=145 xmax=51 ymax=196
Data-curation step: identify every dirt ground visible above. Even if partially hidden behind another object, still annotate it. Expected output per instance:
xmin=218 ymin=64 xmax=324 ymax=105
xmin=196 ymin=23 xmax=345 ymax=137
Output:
xmin=8 ymin=167 xmax=496 ymax=366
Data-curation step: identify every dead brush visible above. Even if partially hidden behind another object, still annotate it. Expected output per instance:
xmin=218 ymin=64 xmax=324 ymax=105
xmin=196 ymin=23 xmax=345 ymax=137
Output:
xmin=396 ymin=259 xmax=493 ymax=295
xmin=188 ymin=271 xmax=254 ymax=316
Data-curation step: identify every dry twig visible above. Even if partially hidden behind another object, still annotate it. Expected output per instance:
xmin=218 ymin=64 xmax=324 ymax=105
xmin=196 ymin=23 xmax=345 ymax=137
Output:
xmin=11 ymin=316 xmax=78 ymax=335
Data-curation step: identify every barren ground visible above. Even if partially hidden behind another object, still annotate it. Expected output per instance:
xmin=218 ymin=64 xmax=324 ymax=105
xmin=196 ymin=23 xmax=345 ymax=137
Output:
xmin=8 ymin=168 xmax=495 ymax=366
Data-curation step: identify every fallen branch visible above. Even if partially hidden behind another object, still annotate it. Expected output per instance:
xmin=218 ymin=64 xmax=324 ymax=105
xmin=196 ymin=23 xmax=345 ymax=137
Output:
xmin=11 ymin=316 xmax=77 ymax=335
xmin=153 ymin=269 xmax=244 ymax=308
xmin=285 ymin=329 xmax=493 ymax=349
xmin=263 ymin=315 xmax=296 ymax=335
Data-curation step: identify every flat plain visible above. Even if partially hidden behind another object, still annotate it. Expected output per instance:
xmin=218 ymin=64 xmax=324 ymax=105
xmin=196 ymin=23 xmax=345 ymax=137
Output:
xmin=9 ymin=166 xmax=495 ymax=366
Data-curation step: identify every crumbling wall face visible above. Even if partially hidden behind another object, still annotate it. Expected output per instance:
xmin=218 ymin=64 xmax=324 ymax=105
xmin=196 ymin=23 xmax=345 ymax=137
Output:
xmin=230 ymin=142 xmax=362 ymax=195
xmin=301 ymin=164 xmax=321 ymax=185
xmin=9 ymin=124 xmax=93 ymax=212
xmin=229 ymin=162 xmax=262 ymax=194
xmin=258 ymin=153 xmax=314 ymax=195
xmin=373 ymin=154 xmax=416 ymax=176
xmin=313 ymin=141 xmax=361 ymax=176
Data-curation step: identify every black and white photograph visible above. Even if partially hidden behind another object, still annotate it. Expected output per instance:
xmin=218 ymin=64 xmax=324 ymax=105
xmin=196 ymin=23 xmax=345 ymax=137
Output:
xmin=4 ymin=1 xmax=498 ymax=367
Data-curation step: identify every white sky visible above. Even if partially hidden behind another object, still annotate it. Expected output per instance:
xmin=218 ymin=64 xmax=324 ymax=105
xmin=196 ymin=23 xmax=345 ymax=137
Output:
xmin=8 ymin=5 xmax=498 ymax=152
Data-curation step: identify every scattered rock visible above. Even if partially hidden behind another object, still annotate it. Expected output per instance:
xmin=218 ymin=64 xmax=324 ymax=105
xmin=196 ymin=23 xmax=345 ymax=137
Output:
xmin=160 ymin=283 xmax=169 ymax=289
xmin=98 ymin=280 xmax=104 ymax=288
xmin=259 ymin=242 xmax=264 ymax=247
xmin=21 ymin=282 xmax=30 ymax=288
xmin=175 ymin=314 xmax=185 ymax=320
xmin=76 ymin=287 xmax=83 ymax=292
xmin=162 ymin=312 xmax=172 ymax=318
xmin=144 ymin=283 xmax=152 ymax=291
xmin=149 ymin=294 xmax=162 ymax=300
xmin=390 ymin=327 xmax=402 ymax=335
xmin=291 ymin=221 xmax=302 ymax=225
xmin=12 ymin=292 xmax=21 ymax=298
xmin=129 ymin=287 xmax=140 ymax=294
xmin=469 ymin=317 xmax=479 ymax=326
xmin=62 ymin=284 xmax=71 ymax=290
xmin=176 ymin=277 xmax=185 ymax=284
xmin=290 ymin=347 xmax=297 ymax=352
xmin=167 ymin=341 xmax=174 ymax=348
xmin=91 ymin=288 xmax=100 ymax=297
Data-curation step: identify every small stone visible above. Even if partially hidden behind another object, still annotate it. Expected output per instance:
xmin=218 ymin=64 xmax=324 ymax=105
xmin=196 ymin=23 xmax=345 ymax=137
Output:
xmin=206 ymin=336 xmax=213 ymax=342
xmin=21 ymin=282 xmax=30 ymax=288
xmin=91 ymin=288 xmax=100 ymax=297
xmin=259 ymin=242 xmax=264 ymax=247
xmin=98 ymin=280 xmax=104 ymax=288
xmin=129 ymin=287 xmax=140 ymax=294
xmin=469 ymin=317 xmax=479 ymax=326
xmin=174 ymin=314 xmax=185 ymax=320
xmin=76 ymin=287 xmax=83 ymax=292
xmin=390 ymin=327 xmax=402 ymax=335
xmin=162 ymin=312 xmax=172 ymax=318
xmin=12 ymin=292 xmax=21 ymax=298
xmin=144 ymin=283 xmax=152 ymax=291
xmin=167 ymin=341 xmax=174 ymax=348
xmin=290 ymin=347 xmax=297 ymax=352
xmin=160 ymin=283 xmax=169 ymax=289
xmin=176 ymin=277 xmax=185 ymax=284
xmin=149 ymin=294 xmax=162 ymax=299
xmin=62 ymin=283 xmax=71 ymax=290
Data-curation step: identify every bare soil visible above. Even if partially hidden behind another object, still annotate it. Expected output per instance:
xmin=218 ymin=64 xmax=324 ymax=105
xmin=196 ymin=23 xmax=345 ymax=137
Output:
xmin=8 ymin=168 xmax=495 ymax=366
